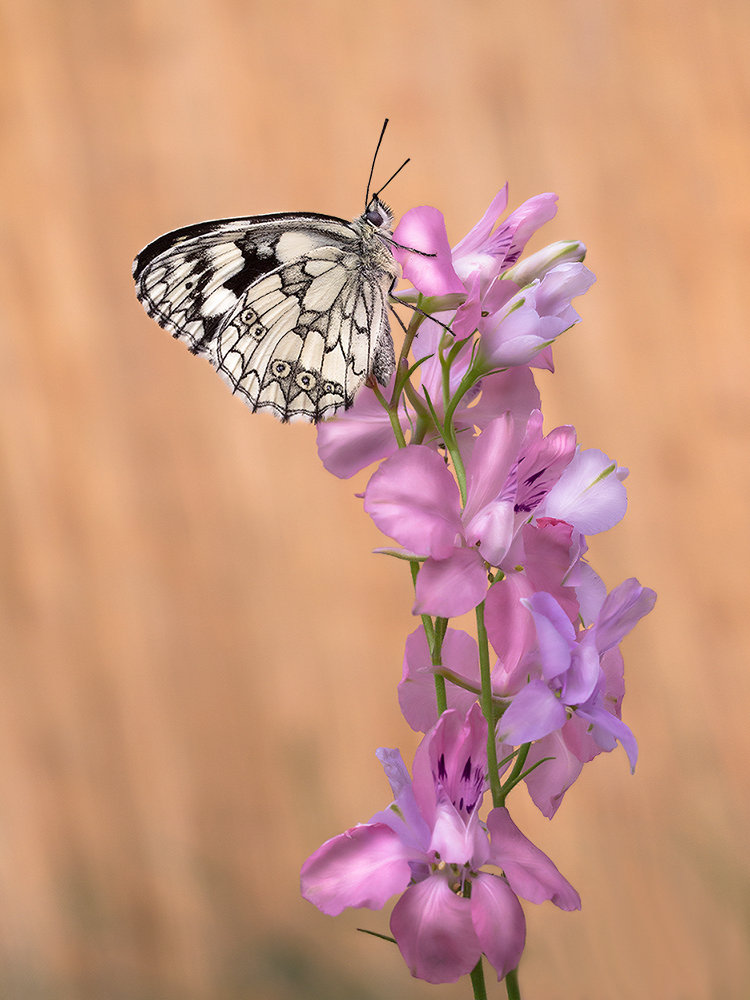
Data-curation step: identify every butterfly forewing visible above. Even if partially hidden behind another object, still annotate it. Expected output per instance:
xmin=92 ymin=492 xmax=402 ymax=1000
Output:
xmin=133 ymin=202 xmax=399 ymax=422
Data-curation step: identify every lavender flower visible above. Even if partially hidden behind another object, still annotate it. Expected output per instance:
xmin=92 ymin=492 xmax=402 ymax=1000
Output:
xmin=301 ymin=705 xmax=579 ymax=984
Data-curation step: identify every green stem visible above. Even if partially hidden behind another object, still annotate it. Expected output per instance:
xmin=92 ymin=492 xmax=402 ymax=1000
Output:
xmin=423 ymin=615 xmax=448 ymax=715
xmin=403 ymin=380 xmax=432 ymax=426
xmin=370 ymin=380 xmax=407 ymax=449
xmin=370 ymin=306 xmax=431 ymax=450
xmin=410 ymin=566 xmax=448 ymax=716
xmin=475 ymin=600 xmax=501 ymax=807
xmin=438 ymin=359 xmax=469 ymax=504
xmin=433 ymin=669 xmax=448 ymax=715
xmin=431 ymin=617 xmax=449 ymax=715
xmin=443 ymin=366 xmax=478 ymax=432
xmin=445 ymin=433 xmax=468 ymax=506
xmin=440 ymin=336 xmax=452 ymax=417
xmin=497 ymin=743 xmax=531 ymax=805
xmin=505 ymin=967 xmax=521 ymax=1000
xmin=469 ymin=956 xmax=488 ymax=1000
xmin=386 ymin=401 xmax=407 ymax=449
xmin=390 ymin=310 xmax=424 ymax=408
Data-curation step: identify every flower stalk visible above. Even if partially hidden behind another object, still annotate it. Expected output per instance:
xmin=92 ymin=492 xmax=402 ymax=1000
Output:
xmin=476 ymin=600 xmax=502 ymax=808
xmin=470 ymin=957 xmax=488 ymax=1000
xmin=303 ymin=185 xmax=655 ymax=995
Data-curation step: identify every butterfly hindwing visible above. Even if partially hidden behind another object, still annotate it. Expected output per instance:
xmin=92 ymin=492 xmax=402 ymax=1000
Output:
xmin=133 ymin=203 xmax=399 ymax=422
xmin=215 ymin=244 xmax=395 ymax=421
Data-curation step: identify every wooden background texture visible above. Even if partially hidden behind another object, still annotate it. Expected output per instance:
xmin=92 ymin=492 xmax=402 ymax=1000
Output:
xmin=1 ymin=1 xmax=748 ymax=998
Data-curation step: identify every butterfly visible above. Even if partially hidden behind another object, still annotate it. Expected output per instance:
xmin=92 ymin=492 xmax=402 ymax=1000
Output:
xmin=133 ymin=129 xmax=407 ymax=423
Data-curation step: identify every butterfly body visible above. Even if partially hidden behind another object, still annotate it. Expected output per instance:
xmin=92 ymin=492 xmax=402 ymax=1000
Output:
xmin=133 ymin=198 xmax=399 ymax=422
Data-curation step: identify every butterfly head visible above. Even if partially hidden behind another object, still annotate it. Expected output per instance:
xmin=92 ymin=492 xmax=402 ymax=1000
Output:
xmin=363 ymin=196 xmax=394 ymax=234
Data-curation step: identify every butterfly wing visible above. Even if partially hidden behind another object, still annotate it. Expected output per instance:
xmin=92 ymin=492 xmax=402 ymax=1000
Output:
xmin=133 ymin=210 xmax=398 ymax=422
xmin=214 ymin=243 xmax=396 ymax=421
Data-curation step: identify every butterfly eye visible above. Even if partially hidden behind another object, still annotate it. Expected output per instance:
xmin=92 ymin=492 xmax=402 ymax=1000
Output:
xmin=365 ymin=208 xmax=384 ymax=227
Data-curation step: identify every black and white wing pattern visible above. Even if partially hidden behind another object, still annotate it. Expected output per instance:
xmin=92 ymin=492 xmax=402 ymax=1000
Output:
xmin=132 ymin=198 xmax=400 ymax=422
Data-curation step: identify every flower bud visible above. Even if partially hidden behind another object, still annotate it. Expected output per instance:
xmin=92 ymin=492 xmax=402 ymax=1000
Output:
xmin=503 ymin=240 xmax=587 ymax=289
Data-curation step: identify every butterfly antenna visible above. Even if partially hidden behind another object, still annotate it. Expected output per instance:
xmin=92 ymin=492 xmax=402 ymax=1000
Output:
xmin=366 ymin=119 xmax=390 ymax=206
xmin=373 ymin=158 xmax=411 ymax=201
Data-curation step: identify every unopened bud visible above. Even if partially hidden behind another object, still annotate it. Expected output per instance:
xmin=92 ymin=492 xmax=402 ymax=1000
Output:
xmin=503 ymin=240 xmax=587 ymax=288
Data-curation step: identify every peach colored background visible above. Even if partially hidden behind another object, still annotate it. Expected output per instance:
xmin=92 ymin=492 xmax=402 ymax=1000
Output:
xmin=1 ymin=1 xmax=748 ymax=997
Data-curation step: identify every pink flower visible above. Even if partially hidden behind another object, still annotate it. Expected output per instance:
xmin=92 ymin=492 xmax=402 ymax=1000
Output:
xmin=315 ymin=346 xmax=541 ymax=479
xmin=497 ymin=579 xmax=657 ymax=775
xmin=315 ymin=190 xmax=592 ymax=479
xmin=540 ymin=445 xmax=629 ymax=535
xmin=390 ymin=188 xmax=591 ymax=371
xmin=519 ymin=641 xmax=635 ymax=820
xmin=392 ymin=188 xmax=559 ymax=300
xmin=469 ymin=262 xmax=596 ymax=369
xmin=397 ymin=519 xmax=585 ymax=729
xmin=315 ymin=373 xmax=411 ymax=478
xmin=398 ymin=625 xmax=486 ymax=733
xmin=301 ymin=705 xmax=580 ymax=985
xmin=391 ymin=205 xmax=466 ymax=298
xmin=363 ymin=402 xmax=606 ymax=619
xmin=483 ymin=437 xmax=631 ymax=664
xmin=364 ymin=414 xmax=524 ymax=617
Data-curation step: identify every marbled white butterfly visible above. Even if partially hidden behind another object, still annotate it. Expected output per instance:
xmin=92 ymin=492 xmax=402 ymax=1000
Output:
xmin=133 ymin=126 xmax=406 ymax=423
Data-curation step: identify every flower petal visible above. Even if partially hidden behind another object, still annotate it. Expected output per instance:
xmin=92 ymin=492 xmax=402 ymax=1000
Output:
xmin=464 ymin=498 xmax=515 ymax=567
xmin=316 ymin=382 xmax=404 ymax=478
xmin=430 ymin=800 xmax=489 ymax=867
xmin=451 ymin=187 xmax=509 ymax=260
xmin=411 ymin=704 xmax=487 ymax=827
xmin=370 ymin=748 xmax=433 ymax=853
xmin=523 ymin=591 xmax=577 ymax=681
xmin=575 ymin=704 xmax=639 ymax=772
xmin=451 ymin=270 xmax=483 ymax=339
xmin=413 ymin=549 xmax=488 ymax=618
xmin=542 ymin=447 xmax=628 ymax=534
xmin=522 ymin=519 xmax=579 ymax=623
xmin=390 ymin=877 xmax=480 ymax=984
xmin=487 ymin=808 xmax=581 ymax=910
xmin=479 ymin=302 xmax=555 ymax=368
xmin=392 ymin=206 xmax=466 ymax=296
xmin=496 ymin=678 xmax=567 ymax=745
xmin=463 ymin=413 xmax=518 ymax=528
xmin=365 ymin=446 xmax=462 ymax=558
xmin=593 ymin=578 xmax=657 ymax=653
xmin=503 ymin=240 xmax=588 ymax=288
xmin=522 ymin=725 xmax=587 ymax=818
xmin=470 ymin=872 xmax=526 ymax=980
xmin=467 ymin=365 xmax=541 ymax=431
xmin=563 ymin=633 xmax=602 ymax=705
xmin=499 ymin=193 xmax=559 ymax=267
xmin=534 ymin=261 xmax=595 ymax=315
xmin=574 ymin=560 xmax=608 ymax=626
xmin=484 ymin=573 xmax=538 ymax=693
xmin=399 ymin=626 xmax=480 ymax=733
xmin=301 ymin=823 xmax=413 ymax=915
xmin=374 ymin=746 xmax=412 ymax=800
xmin=514 ymin=419 xmax=577 ymax=518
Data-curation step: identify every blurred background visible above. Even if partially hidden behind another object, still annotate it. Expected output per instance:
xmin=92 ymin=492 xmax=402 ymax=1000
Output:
xmin=1 ymin=1 xmax=748 ymax=997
